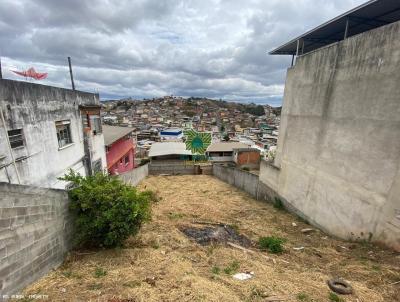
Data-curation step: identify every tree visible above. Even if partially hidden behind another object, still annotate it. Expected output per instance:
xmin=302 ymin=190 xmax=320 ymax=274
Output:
xmin=223 ymin=134 xmax=230 ymax=141
xmin=60 ymin=170 xmax=153 ymax=248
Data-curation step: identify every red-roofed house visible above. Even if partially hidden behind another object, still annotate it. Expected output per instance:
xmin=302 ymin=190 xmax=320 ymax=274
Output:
xmin=103 ymin=125 xmax=135 ymax=175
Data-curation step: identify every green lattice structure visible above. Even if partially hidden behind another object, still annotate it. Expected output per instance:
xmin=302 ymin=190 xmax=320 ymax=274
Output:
xmin=184 ymin=129 xmax=211 ymax=155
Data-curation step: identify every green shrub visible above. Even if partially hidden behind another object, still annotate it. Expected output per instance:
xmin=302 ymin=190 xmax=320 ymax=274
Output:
xmin=258 ymin=236 xmax=285 ymax=254
xmin=60 ymin=170 xmax=152 ymax=248
xmin=223 ymin=260 xmax=240 ymax=275
xmin=94 ymin=267 xmax=107 ymax=278
xmin=297 ymin=293 xmax=310 ymax=301
xmin=273 ymin=197 xmax=285 ymax=210
xmin=328 ymin=292 xmax=343 ymax=302
xmin=139 ymin=158 xmax=150 ymax=166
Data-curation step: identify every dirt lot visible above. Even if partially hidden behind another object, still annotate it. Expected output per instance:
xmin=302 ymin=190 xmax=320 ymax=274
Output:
xmin=22 ymin=175 xmax=399 ymax=301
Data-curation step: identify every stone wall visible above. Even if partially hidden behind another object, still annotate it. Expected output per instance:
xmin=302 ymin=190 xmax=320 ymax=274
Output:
xmin=0 ymin=182 xmax=72 ymax=296
xmin=119 ymin=164 xmax=149 ymax=186
xmin=261 ymin=20 xmax=400 ymax=251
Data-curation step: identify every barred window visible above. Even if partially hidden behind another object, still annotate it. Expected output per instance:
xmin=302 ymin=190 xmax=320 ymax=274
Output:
xmin=55 ymin=120 xmax=73 ymax=148
xmin=7 ymin=129 xmax=24 ymax=149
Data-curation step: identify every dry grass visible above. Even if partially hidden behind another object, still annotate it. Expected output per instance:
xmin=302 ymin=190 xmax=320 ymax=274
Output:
xmin=21 ymin=175 xmax=400 ymax=302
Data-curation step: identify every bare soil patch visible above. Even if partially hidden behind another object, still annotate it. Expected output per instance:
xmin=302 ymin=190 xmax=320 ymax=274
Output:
xmin=20 ymin=175 xmax=399 ymax=302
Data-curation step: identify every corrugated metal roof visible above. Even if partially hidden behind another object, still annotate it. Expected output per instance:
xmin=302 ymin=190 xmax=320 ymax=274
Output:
xmin=270 ymin=0 xmax=400 ymax=55
xmin=103 ymin=125 xmax=134 ymax=146
xmin=206 ymin=142 xmax=249 ymax=152
xmin=148 ymin=142 xmax=192 ymax=157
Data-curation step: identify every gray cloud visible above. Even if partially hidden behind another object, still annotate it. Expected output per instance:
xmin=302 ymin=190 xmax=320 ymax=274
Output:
xmin=0 ymin=0 xmax=366 ymax=104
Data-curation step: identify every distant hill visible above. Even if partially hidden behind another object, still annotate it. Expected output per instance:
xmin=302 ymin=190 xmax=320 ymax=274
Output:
xmin=101 ymin=96 xmax=281 ymax=116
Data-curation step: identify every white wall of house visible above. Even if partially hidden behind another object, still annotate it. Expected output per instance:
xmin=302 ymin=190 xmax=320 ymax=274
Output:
xmin=0 ymin=79 xmax=106 ymax=189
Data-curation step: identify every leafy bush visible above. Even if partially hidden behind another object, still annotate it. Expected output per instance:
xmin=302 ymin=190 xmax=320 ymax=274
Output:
xmin=60 ymin=170 xmax=152 ymax=248
xmin=273 ymin=197 xmax=285 ymax=210
xmin=258 ymin=236 xmax=286 ymax=254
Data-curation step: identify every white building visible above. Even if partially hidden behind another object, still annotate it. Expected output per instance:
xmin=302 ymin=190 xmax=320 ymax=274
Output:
xmin=0 ymin=79 xmax=106 ymax=189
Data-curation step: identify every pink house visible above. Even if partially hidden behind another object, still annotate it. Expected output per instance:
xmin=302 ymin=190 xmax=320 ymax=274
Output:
xmin=103 ymin=125 xmax=135 ymax=175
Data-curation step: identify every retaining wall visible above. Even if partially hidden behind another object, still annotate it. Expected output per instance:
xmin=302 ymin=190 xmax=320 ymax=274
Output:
xmin=119 ymin=164 xmax=149 ymax=186
xmin=212 ymin=164 xmax=275 ymax=203
xmin=0 ymin=183 xmax=72 ymax=297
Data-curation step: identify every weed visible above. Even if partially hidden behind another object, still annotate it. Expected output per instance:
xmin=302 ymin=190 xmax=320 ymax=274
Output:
xmin=88 ymin=283 xmax=103 ymax=290
xmin=258 ymin=236 xmax=286 ymax=254
xmin=224 ymin=260 xmax=240 ymax=275
xmin=168 ymin=212 xmax=185 ymax=220
xmin=328 ymin=292 xmax=343 ymax=302
xmin=229 ymin=223 xmax=240 ymax=233
xmin=273 ymin=197 xmax=285 ymax=210
xmin=123 ymin=280 xmax=141 ymax=288
xmin=206 ymin=244 xmax=217 ymax=256
xmin=61 ymin=270 xmax=72 ymax=278
xmin=249 ymin=287 xmax=265 ymax=299
xmin=211 ymin=266 xmax=221 ymax=275
xmin=150 ymin=239 xmax=160 ymax=249
xmin=61 ymin=270 xmax=81 ymax=279
xmin=94 ymin=267 xmax=107 ymax=278
xmin=371 ymin=264 xmax=381 ymax=271
xmin=297 ymin=292 xmax=310 ymax=301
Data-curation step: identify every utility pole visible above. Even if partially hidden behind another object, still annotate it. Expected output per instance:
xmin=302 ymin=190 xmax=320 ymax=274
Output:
xmin=0 ymin=57 xmax=3 ymax=79
xmin=68 ymin=57 xmax=75 ymax=91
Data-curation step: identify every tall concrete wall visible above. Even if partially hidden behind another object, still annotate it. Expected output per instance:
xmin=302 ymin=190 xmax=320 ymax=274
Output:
xmin=0 ymin=182 xmax=72 ymax=297
xmin=119 ymin=164 xmax=149 ymax=186
xmin=261 ymin=21 xmax=400 ymax=251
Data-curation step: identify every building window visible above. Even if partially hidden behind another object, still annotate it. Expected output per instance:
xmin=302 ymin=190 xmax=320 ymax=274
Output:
xmin=90 ymin=115 xmax=102 ymax=134
xmin=7 ymin=129 xmax=24 ymax=149
xmin=124 ymin=154 xmax=130 ymax=165
xmin=56 ymin=120 xmax=73 ymax=148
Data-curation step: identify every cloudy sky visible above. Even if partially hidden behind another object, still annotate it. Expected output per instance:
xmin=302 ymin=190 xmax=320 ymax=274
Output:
xmin=0 ymin=0 xmax=365 ymax=105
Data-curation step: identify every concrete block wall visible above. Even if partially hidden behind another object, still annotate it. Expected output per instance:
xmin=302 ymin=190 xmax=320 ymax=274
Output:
xmin=119 ymin=164 xmax=149 ymax=186
xmin=0 ymin=182 xmax=72 ymax=297
xmin=149 ymin=161 xmax=196 ymax=175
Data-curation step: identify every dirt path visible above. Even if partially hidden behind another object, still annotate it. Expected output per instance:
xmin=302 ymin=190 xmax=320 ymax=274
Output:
xmin=22 ymin=175 xmax=399 ymax=301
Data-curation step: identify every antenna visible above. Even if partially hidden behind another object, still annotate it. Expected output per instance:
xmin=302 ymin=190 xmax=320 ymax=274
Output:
xmin=68 ymin=56 xmax=75 ymax=91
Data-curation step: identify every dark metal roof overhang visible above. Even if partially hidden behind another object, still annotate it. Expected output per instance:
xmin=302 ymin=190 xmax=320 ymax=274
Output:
xmin=269 ymin=0 xmax=400 ymax=55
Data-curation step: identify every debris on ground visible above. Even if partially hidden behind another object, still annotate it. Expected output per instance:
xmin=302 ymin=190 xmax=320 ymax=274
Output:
xmin=327 ymin=278 xmax=353 ymax=295
xmin=301 ymin=228 xmax=314 ymax=234
xmin=233 ymin=272 xmax=254 ymax=280
xmin=291 ymin=222 xmax=297 ymax=227
xmin=293 ymin=247 xmax=304 ymax=251
xmin=180 ymin=224 xmax=252 ymax=247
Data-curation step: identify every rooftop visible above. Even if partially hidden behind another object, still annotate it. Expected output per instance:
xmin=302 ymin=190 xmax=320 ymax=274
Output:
xmin=207 ymin=142 xmax=249 ymax=152
xmin=103 ymin=125 xmax=134 ymax=146
xmin=148 ymin=142 xmax=192 ymax=157
xmin=270 ymin=0 xmax=400 ymax=55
